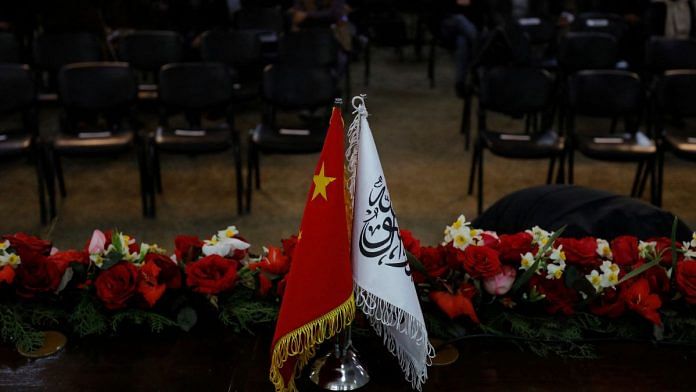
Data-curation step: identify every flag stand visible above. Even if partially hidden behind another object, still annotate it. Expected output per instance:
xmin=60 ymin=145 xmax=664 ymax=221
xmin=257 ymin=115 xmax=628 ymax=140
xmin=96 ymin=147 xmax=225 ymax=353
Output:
xmin=309 ymin=326 xmax=370 ymax=390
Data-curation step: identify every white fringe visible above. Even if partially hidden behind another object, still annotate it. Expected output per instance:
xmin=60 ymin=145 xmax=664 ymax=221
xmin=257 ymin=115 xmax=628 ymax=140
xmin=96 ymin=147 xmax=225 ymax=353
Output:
xmin=354 ymin=282 xmax=435 ymax=391
xmin=345 ymin=100 xmax=365 ymax=205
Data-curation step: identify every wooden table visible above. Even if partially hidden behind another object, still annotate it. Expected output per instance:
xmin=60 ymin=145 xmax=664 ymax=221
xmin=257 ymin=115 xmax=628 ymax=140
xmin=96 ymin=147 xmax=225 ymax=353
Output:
xmin=2 ymin=326 xmax=696 ymax=391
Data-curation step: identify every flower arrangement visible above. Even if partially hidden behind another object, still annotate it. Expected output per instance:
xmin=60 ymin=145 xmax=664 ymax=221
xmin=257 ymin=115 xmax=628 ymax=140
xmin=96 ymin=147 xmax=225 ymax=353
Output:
xmin=1 ymin=220 xmax=695 ymax=358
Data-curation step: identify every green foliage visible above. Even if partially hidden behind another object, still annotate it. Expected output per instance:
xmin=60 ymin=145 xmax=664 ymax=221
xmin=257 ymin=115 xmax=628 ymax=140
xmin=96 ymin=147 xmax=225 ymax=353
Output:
xmin=111 ymin=309 xmax=177 ymax=333
xmin=0 ymin=304 xmax=44 ymax=353
xmin=424 ymin=312 xmax=469 ymax=341
xmin=68 ymin=293 xmax=109 ymax=337
xmin=25 ymin=306 xmax=66 ymax=327
xmin=219 ymin=288 xmax=279 ymax=334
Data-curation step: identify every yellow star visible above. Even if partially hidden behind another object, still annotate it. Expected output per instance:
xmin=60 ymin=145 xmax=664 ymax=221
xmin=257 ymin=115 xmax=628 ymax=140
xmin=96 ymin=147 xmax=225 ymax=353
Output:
xmin=311 ymin=163 xmax=336 ymax=201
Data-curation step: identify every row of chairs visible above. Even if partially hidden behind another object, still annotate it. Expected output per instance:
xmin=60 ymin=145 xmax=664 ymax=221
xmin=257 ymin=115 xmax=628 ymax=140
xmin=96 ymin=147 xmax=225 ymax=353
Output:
xmin=468 ymin=66 xmax=696 ymax=214
xmin=0 ymin=59 xmax=338 ymax=224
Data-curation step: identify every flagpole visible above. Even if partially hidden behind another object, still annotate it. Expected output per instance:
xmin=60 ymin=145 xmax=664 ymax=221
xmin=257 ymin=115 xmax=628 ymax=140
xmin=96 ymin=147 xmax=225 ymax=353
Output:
xmin=309 ymin=97 xmax=370 ymax=391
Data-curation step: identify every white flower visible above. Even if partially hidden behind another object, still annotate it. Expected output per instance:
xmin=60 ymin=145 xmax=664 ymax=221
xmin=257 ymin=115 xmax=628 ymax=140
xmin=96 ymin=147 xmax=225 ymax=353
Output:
xmin=217 ymin=226 xmax=239 ymax=240
xmin=0 ymin=252 xmax=21 ymax=268
xmin=691 ymin=232 xmax=696 ymax=249
xmin=638 ymin=241 xmax=656 ymax=259
xmin=549 ymin=245 xmax=566 ymax=263
xmin=685 ymin=248 xmax=696 ymax=260
xmin=202 ymin=236 xmax=250 ymax=257
xmin=586 ymin=270 xmax=602 ymax=292
xmin=0 ymin=240 xmax=9 ymax=252
xmin=526 ymin=226 xmax=551 ymax=248
xmin=546 ymin=260 xmax=566 ymax=280
xmin=90 ymin=253 xmax=104 ymax=268
xmin=599 ymin=261 xmax=620 ymax=289
xmin=444 ymin=215 xmax=481 ymax=250
xmin=520 ymin=252 xmax=535 ymax=270
xmin=596 ymin=238 xmax=612 ymax=259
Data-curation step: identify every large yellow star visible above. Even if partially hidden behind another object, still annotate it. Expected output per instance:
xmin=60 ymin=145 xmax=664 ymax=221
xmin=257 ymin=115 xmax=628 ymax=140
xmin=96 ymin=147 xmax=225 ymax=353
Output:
xmin=311 ymin=163 xmax=336 ymax=201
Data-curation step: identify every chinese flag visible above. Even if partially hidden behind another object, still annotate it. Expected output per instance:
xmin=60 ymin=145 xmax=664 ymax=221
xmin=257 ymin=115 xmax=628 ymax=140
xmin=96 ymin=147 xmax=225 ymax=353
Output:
xmin=269 ymin=105 xmax=355 ymax=391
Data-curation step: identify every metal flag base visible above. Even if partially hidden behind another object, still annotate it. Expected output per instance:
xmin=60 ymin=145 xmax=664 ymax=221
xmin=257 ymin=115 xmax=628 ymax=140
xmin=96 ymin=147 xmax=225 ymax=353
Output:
xmin=309 ymin=327 xmax=369 ymax=391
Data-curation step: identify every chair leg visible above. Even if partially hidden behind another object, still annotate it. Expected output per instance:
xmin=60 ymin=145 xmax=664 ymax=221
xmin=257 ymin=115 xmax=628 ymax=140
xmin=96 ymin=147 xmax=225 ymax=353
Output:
xmin=233 ymin=136 xmax=243 ymax=215
xmin=136 ymin=142 xmax=151 ymax=218
xmin=556 ymin=152 xmax=566 ymax=184
xmin=44 ymin=144 xmax=57 ymax=219
xmin=546 ymin=156 xmax=556 ymax=184
xmin=54 ymin=152 xmax=67 ymax=198
xmin=153 ymin=145 xmax=163 ymax=194
xmin=32 ymin=145 xmax=47 ymax=225
xmin=246 ymin=142 xmax=255 ymax=213
xmin=568 ymin=147 xmax=575 ymax=185
xmin=428 ymin=39 xmax=436 ymax=88
xmin=649 ymin=157 xmax=657 ymax=206
xmin=462 ymin=95 xmax=472 ymax=151
xmin=467 ymin=139 xmax=479 ymax=195
xmin=630 ymin=160 xmax=645 ymax=197
xmin=656 ymin=148 xmax=665 ymax=207
xmin=477 ymin=142 xmax=484 ymax=216
xmin=637 ymin=159 xmax=652 ymax=199
xmin=254 ymin=147 xmax=261 ymax=190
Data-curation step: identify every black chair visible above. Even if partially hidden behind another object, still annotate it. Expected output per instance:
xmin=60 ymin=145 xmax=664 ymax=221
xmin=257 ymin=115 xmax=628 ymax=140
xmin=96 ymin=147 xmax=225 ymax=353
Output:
xmin=468 ymin=67 xmax=564 ymax=215
xmin=515 ymin=16 xmax=557 ymax=68
xmin=654 ymin=70 xmax=696 ymax=206
xmin=45 ymin=62 xmax=150 ymax=217
xmin=117 ymin=30 xmax=184 ymax=95
xmin=201 ymin=30 xmax=264 ymax=103
xmin=571 ymin=13 xmax=628 ymax=41
xmin=33 ymin=32 xmax=103 ymax=98
xmin=150 ymin=63 xmax=243 ymax=215
xmin=246 ymin=63 xmax=336 ymax=213
xmin=645 ymin=37 xmax=696 ymax=72
xmin=558 ymin=32 xmax=619 ymax=72
xmin=0 ymin=32 xmax=20 ymax=63
xmin=566 ymin=70 xmax=657 ymax=204
xmin=0 ymin=64 xmax=48 ymax=223
xmin=233 ymin=7 xmax=285 ymax=61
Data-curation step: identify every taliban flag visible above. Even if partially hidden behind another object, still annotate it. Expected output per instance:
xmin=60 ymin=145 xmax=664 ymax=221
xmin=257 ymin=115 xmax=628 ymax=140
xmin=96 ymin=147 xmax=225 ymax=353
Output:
xmin=269 ymin=103 xmax=355 ymax=392
xmin=347 ymin=97 xmax=434 ymax=390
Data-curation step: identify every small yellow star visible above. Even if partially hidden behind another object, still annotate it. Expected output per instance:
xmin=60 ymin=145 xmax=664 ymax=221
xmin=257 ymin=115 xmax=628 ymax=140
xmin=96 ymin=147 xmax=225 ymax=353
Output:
xmin=311 ymin=163 xmax=336 ymax=201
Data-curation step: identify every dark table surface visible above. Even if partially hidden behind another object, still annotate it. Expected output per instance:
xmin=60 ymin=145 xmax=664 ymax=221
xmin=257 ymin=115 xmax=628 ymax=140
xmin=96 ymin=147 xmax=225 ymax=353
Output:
xmin=2 ymin=327 xmax=696 ymax=392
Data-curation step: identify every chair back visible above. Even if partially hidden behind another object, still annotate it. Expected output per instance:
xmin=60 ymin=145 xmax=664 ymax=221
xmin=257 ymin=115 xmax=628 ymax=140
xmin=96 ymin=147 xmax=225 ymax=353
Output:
xmin=234 ymin=7 xmax=284 ymax=32
xmin=0 ymin=32 xmax=20 ymax=63
xmin=0 ymin=64 xmax=34 ymax=114
xmin=645 ymin=37 xmax=696 ymax=72
xmin=118 ymin=30 xmax=184 ymax=73
xmin=34 ymin=32 xmax=102 ymax=72
xmin=201 ymin=30 xmax=263 ymax=71
xmin=559 ymin=32 xmax=618 ymax=72
xmin=479 ymin=67 xmax=554 ymax=117
xmin=568 ymin=70 xmax=642 ymax=117
xmin=159 ymin=62 xmax=233 ymax=111
xmin=262 ymin=63 xmax=335 ymax=110
xmin=571 ymin=13 xmax=627 ymax=40
xmin=656 ymin=70 xmax=696 ymax=118
xmin=277 ymin=29 xmax=338 ymax=68
xmin=516 ymin=17 xmax=556 ymax=45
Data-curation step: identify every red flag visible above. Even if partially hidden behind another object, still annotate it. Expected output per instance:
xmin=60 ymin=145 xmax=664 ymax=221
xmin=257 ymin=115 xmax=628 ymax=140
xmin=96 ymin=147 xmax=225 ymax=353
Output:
xmin=269 ymin=106 xmax=355 ymax=391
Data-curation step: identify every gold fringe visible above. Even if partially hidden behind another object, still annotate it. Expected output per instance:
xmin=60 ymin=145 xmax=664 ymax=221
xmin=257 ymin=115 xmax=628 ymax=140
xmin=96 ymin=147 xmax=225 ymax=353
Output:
xmin=270 ymin=295 xmax=356 ymax=392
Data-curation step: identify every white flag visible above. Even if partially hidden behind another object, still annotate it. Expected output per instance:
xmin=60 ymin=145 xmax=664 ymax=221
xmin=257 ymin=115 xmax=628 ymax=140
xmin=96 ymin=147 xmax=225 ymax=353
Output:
xmin=347 ymin=97 xmax=434 ymax=390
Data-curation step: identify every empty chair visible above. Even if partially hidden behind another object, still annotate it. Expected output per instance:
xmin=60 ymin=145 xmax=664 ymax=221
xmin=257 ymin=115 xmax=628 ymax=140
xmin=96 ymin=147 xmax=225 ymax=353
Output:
xmin=571 ymin=13 xmax=628 ymax=41
xmin=201 ymin=30 xmax=263 ymax=102
xmin=277 ymin=29 xmax=338 ymax=68
xmin=246 ymin=63 xmax=337 ymax=213
xmin=150 ymin=63 xmax=242 ymax=215
xmin=558 ymin=32 xmax=619 ymax=72
xmin=0 ymin=64 xmax=48 ymax=223
xmin=117 ymin=30 xmax=184 ymax=92
xmin=33 ymin=32 xmax=103 ymax=95
xmin=233 ymin=7 xmax=285 ymax=60
xmin=468 ymin=67 xmax=564 ymax=215
xmin=516 ymin=16 xmax=557 ymax=68
xmin=45 ymin=63 xmax=150 ymax=216
xmin=566 ymin=70 xmax=657 ymax=203
xmin=645 ymin=37 xmax=696 ymax=72
xmin=0 ymin=32 xmax=20 ymax=63
xmin=654 ymin=70 xmax=696 ymax=206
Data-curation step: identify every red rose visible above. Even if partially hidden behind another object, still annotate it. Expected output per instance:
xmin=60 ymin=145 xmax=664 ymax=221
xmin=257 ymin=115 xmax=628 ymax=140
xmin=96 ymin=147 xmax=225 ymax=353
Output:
xmin=676 ymin=261 xmax=696 ymax=304
xmin=479 ymin=232 xmax=500 ymax=248
xmin=621 ymin=278 xmax=661 ymax=325
xmin=15 ymin=255 xmax=62 ymax=298
xmin=611 ymin=236 xmax=639 ymax=266
xmin=414 ymin=246 xmax=448 ymax=283
xmin=555 ymin=237 xmax=600 ymax=268
xmin=248 ymin=246 xmax=290 ymax=275
xmin=47 ymin=250 xmax=89 ymax=276
xmin=531 ymin=275 xmax=578 ymax=316
xmin=400 ymin=230 xmax=422 ymax=259
xmin=137 ymin=260 xmax=166 ymax=307
xmin=281 ymin=235 xmax=299 ymax=260
xmin=643 ymin=265 xmax=670 ymax=294
xmin=174 ymin=235 xmax=204 ymax=263
xmin=3 ymin=233 xmax=52 ymax=260
xmin=0 ymin=266 xmax=16 ymax=285
xmin=590 ymin=288 xmax=625 ymax=318
xmin=185 ymin=255 xmax=238 ymax=295
xmin=258 ymin=273 xmax=272 ymax=297
xmin=95 ymin=261 xmax=139 ymax=310
xmin=497 ymin=232 xmax=533 ymax=263
xmin=429 ymin=283 xmax=479 ymax=323
xmin=649 ymin=237 xmax=683 ymax=267
xmin=461 ymin=245 xmax=502 ymax=279
xmin=144 ymin=253 xmax=182 ymax=289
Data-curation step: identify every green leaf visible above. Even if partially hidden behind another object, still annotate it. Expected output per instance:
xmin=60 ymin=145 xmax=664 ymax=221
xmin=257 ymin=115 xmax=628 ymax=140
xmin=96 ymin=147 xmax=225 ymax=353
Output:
xmin=618 ymin=259 xmax=660 ymax=284
xmin=177 ymin=307 xmax=198 ymax=332
xmin=406 ymin=250 xmax=428 ymax=276
xmin=68 ymin=293 xmax=108 ymax=337
xmin=512 ymin=226 xmax=566 ymax=293
xmin=111 ymin=309 xmax=177 ymax=333
xmin=101 ymin=251 xmax=122 ymax=270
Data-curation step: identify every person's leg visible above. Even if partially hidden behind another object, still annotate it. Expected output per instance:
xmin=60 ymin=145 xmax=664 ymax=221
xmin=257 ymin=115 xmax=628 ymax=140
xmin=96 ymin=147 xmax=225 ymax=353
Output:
xmin=441 ymin=14 xmax=478 ymax=90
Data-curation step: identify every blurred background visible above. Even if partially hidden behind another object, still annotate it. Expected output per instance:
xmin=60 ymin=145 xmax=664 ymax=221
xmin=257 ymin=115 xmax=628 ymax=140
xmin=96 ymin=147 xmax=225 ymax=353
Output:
xmin=0 ymin=0 xmax=694 ymax=249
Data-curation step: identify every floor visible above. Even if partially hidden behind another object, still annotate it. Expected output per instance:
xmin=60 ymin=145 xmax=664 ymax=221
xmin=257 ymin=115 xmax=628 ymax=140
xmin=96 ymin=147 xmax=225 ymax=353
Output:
xmin=2 ymin=47 xmax=694 ymax=251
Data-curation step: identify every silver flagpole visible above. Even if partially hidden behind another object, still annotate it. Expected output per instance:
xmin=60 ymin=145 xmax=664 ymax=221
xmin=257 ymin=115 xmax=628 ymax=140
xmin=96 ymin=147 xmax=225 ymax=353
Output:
xmin=309 ymin=97 xmax=370 ymax=391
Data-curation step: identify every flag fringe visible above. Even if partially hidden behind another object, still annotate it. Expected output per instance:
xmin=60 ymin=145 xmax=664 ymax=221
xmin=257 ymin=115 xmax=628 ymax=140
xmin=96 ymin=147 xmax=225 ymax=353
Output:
xmin=269 ymin=295 xmax=356 ymax=392
xmin=345 ymin=101 xmax=364 ymax=205
xmin=354 ymin=282 xmax=435 ymax=391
